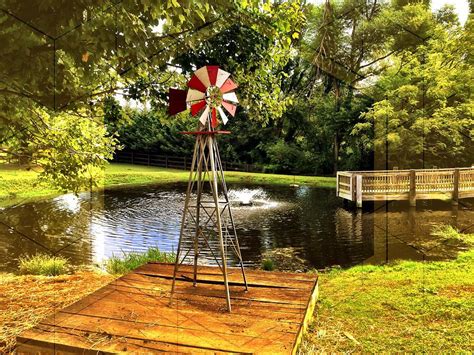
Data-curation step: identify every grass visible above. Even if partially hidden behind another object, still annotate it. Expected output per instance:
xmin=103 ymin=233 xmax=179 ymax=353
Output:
xmin=105 ymin=247 xmax=176 ymax=275
xmin=18 ymin=254 xmax=68 ymax=276
xmin=0 ymin=163 xmax=336 ymax=207
xmin=301 ymin=229 xmax=474 ymax=353
xmin=0 ymin=270 xmax=113 ymax=353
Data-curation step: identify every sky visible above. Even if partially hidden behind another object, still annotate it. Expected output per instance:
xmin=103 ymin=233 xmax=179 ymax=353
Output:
xmin=307 ymin=0 xmax=470 ymax=25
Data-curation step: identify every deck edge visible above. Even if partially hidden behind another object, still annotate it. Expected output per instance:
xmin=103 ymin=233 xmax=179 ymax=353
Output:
xmin=291 ymin=276 xmax=319 ymax=355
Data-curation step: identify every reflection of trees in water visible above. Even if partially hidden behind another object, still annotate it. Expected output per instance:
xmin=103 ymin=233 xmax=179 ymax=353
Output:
xmin=367 ymin=200 xmax=473 ymax=264
xmin=0 ymin=193 xmax=102 ymax=270
xmin=334 ymin=208 xmax=374 ymax=267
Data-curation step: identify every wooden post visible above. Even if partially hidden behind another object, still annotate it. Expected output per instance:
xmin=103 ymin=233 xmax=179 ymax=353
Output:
xmin=165 ymin=156 xmax=168 ymax=168
xmin=336 ymin=173 xmax=339 ymax=197
xmin=131 ymin=151 xmax=134 ymax=164
xmin=409 ymin=169 xmax=416 ymax=207
xmin=452 ymin=168 xmax=459 ymax=205
xmin=147 ymin=153 xmax=150 ymax=166
xmin=184 ymin=156 xmax=187 ymax=170
xmin=356 ymin=175 xmax=362 ymax=208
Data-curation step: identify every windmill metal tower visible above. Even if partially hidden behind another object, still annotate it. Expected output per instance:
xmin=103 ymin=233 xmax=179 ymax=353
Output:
xmin=168 ymin=65 xmax=248 ymax=312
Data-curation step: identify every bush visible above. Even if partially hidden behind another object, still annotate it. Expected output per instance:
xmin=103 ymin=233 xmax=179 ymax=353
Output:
xmin=105 ymin=247 xmax=175 ymax=275
xmin=262 ymin=258 xmax=275 ymax=271
xmin=18 ymin=253 xmax=68 ymax=276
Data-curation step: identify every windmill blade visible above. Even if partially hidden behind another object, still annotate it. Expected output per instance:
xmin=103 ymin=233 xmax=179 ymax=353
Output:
xmin=217 ymin=106 xmax=229 ymax=125
xmin=168 ymin=88 xmax=187 ymax=115
xmin=188 ymin=74 xmax=207 ymax=92
xmin=215 ymin=68 xmax=231 ymax=87
xmin=207 ymin=65 xmax=219 ymax=86
xmin=190 ymin=100 xmax=207 ymax=116
xmin=186 ymin=88 xmax=206 ymax=103
xmin=220 ymin=78 xmax=238 ymax=94
xmin=211 ymin=108 xmax=218 ymax=128
xmin=222 ymin=101 xmax=237 ymax=117
xmin=195 ymin=66 xmax=211 ymax=88
xmin=223 ymin=92 xmax=239 ymax=103
xmin=199 ymin=105 xmax=210 ymax=125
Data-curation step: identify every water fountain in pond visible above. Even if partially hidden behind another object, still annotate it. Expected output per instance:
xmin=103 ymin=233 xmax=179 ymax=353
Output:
xmin=227 ymin=188 xmax=277 ymax=208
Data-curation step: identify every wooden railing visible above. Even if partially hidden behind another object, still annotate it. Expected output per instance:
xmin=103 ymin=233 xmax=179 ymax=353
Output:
xmin=337 ymin=167 xmax=474 ymax=207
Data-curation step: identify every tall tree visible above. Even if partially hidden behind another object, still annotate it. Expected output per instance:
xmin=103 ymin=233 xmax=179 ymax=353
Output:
xmin=353 ymin=4 xmax=473 ymax=168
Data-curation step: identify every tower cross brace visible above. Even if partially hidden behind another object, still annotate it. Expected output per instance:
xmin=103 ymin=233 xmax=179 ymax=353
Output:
xmin=169 ymin=129 xmax=248 ymax=312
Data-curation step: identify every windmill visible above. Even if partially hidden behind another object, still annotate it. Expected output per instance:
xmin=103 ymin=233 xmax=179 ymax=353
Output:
xmin=168 ymin=65 xmax=248 ymax=312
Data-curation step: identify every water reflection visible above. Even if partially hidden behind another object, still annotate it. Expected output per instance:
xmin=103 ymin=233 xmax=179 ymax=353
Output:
xmin=0 ymin=183 xmax=472 ymax=272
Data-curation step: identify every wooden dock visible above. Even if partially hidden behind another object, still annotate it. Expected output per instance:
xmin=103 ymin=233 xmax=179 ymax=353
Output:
xmin=16 ymin=263 xmax=318 ymax=354
xmin=337 ymin=167 xmax=474 ymax=207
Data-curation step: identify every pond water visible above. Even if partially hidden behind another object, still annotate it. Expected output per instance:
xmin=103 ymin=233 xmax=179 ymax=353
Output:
xmin=0 ymin=183 xmax=472 ymax=272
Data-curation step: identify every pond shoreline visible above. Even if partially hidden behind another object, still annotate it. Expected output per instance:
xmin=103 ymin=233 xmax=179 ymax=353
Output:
xmin=0 ymin=163 xmax=336 ymax=208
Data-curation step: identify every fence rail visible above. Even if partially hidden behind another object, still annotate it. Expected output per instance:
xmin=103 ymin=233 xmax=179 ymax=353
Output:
xmin=337 ymin=167 xmax=474 ymax=207
xmin=113 ymin=151 xmax=265 ymax=173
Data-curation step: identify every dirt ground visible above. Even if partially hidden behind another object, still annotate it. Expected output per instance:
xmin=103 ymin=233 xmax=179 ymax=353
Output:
xmin=0 ymin=270 xmax=114 ymax=353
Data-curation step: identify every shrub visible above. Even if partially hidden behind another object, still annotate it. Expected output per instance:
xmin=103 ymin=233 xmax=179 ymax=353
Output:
xmin=18 ymin=253 xmax=68 ymax=276
xmin=431 ymin=225 xmax=474 ymax=246
xmin=262 ymin=258 xmax=275 ymax=271
xmin=105 ymin=247 xmax=175 ymax=275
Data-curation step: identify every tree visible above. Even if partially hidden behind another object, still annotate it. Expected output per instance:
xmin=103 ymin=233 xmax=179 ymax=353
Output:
xmin=353 ymin=5 xmax=473 ymax=168
xmin=0 ymin=0 xmax=305 ymax=190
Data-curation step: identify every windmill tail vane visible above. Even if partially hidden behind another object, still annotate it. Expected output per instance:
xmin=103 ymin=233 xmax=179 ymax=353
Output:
xmin=168 ymin=65 xmax=239 ymax=129
xmin=168 ymin=65 xmax=247 ymax=312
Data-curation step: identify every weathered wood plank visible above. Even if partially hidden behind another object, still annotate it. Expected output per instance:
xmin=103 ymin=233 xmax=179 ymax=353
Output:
xmin=16 ymin=263 xmax=318 ymax=354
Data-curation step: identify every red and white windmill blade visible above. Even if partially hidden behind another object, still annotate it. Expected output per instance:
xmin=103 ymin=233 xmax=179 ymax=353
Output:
xmin=168 ymin=65 xmax=239 ymax=128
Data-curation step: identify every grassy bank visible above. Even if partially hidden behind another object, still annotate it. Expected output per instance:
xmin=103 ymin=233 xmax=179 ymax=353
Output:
xmin=302 ymin=247 xmax=474 ymax=352
xmin=0 ymin=163 xmax=335 ymax=207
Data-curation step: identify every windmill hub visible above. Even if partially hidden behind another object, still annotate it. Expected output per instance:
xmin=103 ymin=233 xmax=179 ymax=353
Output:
xmin=206 ymin=85 xmax=223 ymax=109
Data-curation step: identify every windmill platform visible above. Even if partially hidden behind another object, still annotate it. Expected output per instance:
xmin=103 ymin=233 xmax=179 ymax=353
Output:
xmin=16 ymin=263 xmax=318 ymax=354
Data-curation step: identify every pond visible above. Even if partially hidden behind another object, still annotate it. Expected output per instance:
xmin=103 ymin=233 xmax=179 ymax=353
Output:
xmin=0 ymin=183 xmax=472 ymax=272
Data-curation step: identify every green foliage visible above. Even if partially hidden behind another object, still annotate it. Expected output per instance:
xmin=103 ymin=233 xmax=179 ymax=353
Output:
xmin=261 ymin=258 xmax=275 ymax=271
xmin=18 ymin=254 xmax=68 ymax=276
xmin=116 ymin=107 xmax=195 ymax=155
xmin=105 ymin=247 xmax=175 ymax=275
xmin=353 ymin=4 xmax=473 ymax=168
xmin=1 ymin=0 xmax=303 ymax=190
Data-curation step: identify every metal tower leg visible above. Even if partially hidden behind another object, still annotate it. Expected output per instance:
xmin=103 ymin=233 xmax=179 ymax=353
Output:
xmin=208 ymin=135 xmax=232 ymax=312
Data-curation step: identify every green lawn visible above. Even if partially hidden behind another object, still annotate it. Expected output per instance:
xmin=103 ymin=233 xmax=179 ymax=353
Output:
xmin=0 ymin=163 xmax=335 ymax=207
xmin=303 ymin=243 xmax=474 ymax=353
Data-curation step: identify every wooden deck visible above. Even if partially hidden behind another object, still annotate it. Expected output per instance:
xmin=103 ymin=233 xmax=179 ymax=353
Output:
xmin=337 ymin=167 xmax=474 ymax=207
xmin=16 ymin=263 xmax=318 ymax=354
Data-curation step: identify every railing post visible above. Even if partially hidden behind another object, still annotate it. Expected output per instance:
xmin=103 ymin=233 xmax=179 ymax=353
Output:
xmin=351 ymin=174 xmax=356 ymax=202
xmin=336 ymin=173 xmax=339 ymax=197
xmin=131 ymin=151 xmax=134 ymax=164
xmin=184 ymin=157 xmax=187 ymax=170
xmin=452 ymin=168 xmax=459 ymax=205
xmin=147 ymin=153 xmax=150 ymax=166
xmin=356 ymin=175 xmax=362 ymax=208
xmin=409 ymin=169 xmax=416 ymax=207
xmin=165 ymin=156 xmax=168 ymax=168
